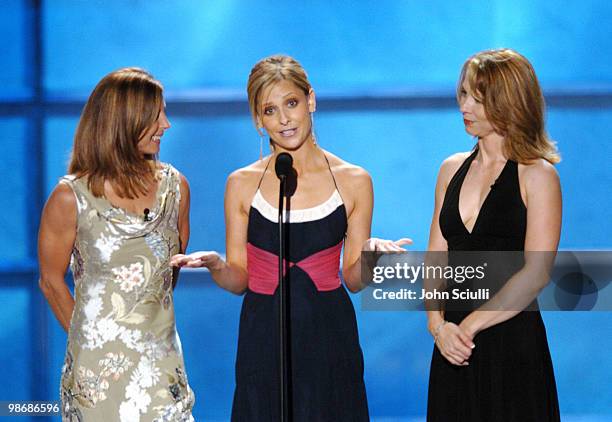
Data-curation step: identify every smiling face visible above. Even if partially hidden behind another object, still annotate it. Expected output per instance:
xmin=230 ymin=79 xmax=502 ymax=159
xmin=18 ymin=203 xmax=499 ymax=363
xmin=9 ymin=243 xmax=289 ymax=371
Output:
xmin=257 ymin=79 xmax=316 ymax=152
xmin=458 ymin=80 xmax=496 ymax=139
xmin=137 ymin=103 xmax=170 ymax=156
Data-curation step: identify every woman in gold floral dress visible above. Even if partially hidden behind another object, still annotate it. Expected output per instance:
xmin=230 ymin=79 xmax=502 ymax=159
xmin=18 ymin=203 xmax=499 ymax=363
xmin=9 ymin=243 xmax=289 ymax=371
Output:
xmin=38 ymin=68 xmax=194 ymax=421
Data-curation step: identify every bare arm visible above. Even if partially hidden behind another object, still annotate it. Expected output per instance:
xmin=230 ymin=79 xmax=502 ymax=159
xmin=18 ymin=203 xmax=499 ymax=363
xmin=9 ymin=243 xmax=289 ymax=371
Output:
xmin=171 ymin=170 xmax=249 ymax=294
xmin=341 ymin=167 xmax=411 ymax=292
xmin=38 ymin=183 xmax=77 ymax=332
xmin=341 ymin=169 xmax=374 ymax=292
xmin=460 ymin=161 xmax=562 ymax=337
xmin=172 ymin=173 xmax=191 ymax=289
xmin=215 ymin=171 xmax=250 ymax=293
xmin=425 ymin=160 xmax=451 ymax=333
xmin=424 ymin=156 xmax=475 ymax=365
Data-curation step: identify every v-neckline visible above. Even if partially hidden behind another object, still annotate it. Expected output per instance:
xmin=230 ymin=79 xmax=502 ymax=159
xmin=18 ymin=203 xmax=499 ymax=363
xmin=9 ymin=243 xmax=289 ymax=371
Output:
xmin=457 ymin=152 xmax=510 ymax=235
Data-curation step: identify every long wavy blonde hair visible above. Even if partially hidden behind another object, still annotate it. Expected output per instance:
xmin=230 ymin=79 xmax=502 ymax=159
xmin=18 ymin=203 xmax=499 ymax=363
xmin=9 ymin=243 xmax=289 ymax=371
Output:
xmin=459 ymin=49 xmax=560 ymax=164
xmin=69 ymin=67 xmax=164 ymax=198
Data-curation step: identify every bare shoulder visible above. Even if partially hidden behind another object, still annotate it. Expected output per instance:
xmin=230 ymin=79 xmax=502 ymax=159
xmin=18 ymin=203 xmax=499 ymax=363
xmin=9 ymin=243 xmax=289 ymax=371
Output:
xmin=226 ymin=159 xmax=269 ymax=209
xmin=323 ymin=150 xmax=372 ymax=188
xmin=441 ymin=151 xmax=470 ymax=173
xmin=178 ymin=172 xmax=190 ymax=191
xmin=228 ymin=159 xmax=268 ymax=188
xmin=43 ymin=182 xmax=77 ymax=227
xmin=438 ymin=151 xmax=471 ymax=185
xmin=519 ymin=158 xmax=560 ymax=188
xmin=176 ymin=173 xmax=191 ymax=217
xmin=48 ymin=182 xmax=77 ymax=211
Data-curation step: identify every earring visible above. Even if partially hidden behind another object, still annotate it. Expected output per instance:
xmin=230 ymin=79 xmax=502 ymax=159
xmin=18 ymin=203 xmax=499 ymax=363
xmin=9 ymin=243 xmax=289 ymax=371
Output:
xmin=258 ymin=128 xmax=265 ymax=160
xmin=310 ymin=112 xmax=317 ymax=146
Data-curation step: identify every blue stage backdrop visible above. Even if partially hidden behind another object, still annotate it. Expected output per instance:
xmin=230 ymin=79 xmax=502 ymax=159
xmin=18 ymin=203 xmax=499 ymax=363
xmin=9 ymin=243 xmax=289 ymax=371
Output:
xmin=1 ymin=1 xmax=611 ymax=421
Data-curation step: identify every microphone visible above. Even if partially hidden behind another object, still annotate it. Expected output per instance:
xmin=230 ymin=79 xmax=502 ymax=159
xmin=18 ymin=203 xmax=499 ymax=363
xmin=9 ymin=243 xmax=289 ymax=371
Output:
xmin=275 ymin=153 xmax=293 ymax=180
xmin=143 ymin=208 xmax=150 ymax=222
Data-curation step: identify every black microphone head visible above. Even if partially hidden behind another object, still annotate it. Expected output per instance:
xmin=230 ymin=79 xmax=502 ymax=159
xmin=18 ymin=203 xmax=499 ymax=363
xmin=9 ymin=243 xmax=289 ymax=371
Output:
xmin=275 ymin=152 xmax=293 ymax=179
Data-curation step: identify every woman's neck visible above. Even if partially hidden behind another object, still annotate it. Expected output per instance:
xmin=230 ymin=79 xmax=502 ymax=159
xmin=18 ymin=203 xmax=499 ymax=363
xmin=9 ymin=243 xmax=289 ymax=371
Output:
xmin=477 ymin=133 xmax=506 ymax=165
xmin=272 ymin=137 xmax=321 ymax=175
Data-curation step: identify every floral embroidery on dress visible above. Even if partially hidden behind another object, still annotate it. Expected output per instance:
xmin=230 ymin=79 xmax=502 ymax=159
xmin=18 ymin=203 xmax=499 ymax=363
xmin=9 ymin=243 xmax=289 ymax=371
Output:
xmin=94 ymin=232 xmax=121 ymax=262
xmin=75 ymin=365 xmax=110 ymax=406
xmin=113 ymin=262 xmax=146 ymax=293
xmin=152 ymin=402 xmax=195 ymax=422
xmin=61 ymin=351 xmax=84 ymax=421
xmin=82 ymin=296 xmax=103 ymax=322
xmin=132 ymin=356 xmax=162 ymax=388
xmin=81 ymin=282 xmax=105 ymax=322
xmin=118 ymin=356 xmax=161 ymax=420
xmin=141 ymin=331 xmax=175 ymax=361
xmin=160 ymin=269 xmax=174 ymax=311
xmin=145 ymin=231 xmax=169 ymax=260
xmin=152 ymin=366 xmax=194 ymax=421
xmin=61 ymin=388 xmax=84 ymax=422
xmin=71 ymin=246 xmax=85 ymax=281
xmin=168 ymin=367 xmax=190 ymax=402
xmin=99 ymin=352 xmax=133 ymax=380
xmin=119 ymin=328 xmax=145 ymax=353
xmin=162 ymin=269 xmax=173 ymax=292
xmin=82 ymin=317 xmax=123 ymax=350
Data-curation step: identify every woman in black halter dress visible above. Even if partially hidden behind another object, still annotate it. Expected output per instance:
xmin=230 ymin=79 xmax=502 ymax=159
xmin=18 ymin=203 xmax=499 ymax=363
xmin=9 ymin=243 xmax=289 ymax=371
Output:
xmin=426 ymin=49 xmax=562 ymax=421
xmin=172 ymin=55 xmax=410 ymax=421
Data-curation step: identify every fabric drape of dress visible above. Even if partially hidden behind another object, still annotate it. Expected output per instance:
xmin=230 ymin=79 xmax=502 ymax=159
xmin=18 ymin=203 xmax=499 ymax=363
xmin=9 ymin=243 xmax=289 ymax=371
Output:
xmin=59 ymin=163 xmax=194 ymax=422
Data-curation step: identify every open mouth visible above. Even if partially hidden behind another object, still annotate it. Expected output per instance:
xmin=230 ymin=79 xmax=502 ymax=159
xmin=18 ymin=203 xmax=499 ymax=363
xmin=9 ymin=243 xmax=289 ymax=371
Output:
xmin=151 ymin=135 xmax=162 ymax=143
xmin=279 ymin=128 xmax=297 ymax=137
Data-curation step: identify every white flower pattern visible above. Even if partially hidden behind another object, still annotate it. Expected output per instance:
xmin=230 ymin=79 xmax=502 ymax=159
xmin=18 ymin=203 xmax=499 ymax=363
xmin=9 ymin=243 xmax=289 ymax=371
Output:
xmin=145 ymin=231 xmax=168 ymax=260
xmin=113 ymin=262 xmax=145 ymax=293
xmin=119 ymin=329 xmax=144 ymax=353
xmin=125 ymin=379 xmax=152 ymax=413
xmin=75 ymin=365 xmax=110 ymax=406
xmin=83 ymin=297 xmax=103 ymax=321
xmin=94 ymin=232 xmax=121 ymax=262
xmin=132 ymin=356 xmax=161 ymax=389
xmin=99 ymin=352 xmax=133 ymax=381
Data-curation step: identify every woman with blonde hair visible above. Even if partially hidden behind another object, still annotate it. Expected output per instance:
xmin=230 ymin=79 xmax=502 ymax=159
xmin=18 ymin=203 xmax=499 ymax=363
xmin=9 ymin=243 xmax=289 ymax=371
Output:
xmin=172 ymin=54 xmax=409 ymax=421
xmin=426 ymin=49 xmax=561 ymax=421
xmin=39 ymin=67 xmax=195 ymax=421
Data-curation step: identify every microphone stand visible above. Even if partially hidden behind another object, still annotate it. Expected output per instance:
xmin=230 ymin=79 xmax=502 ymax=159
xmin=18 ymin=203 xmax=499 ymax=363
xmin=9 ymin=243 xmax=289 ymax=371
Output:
xmin=275 ymin=151 xmax=293 ymax=422
xmin=278 ymin=174 xmax=290 ymax=422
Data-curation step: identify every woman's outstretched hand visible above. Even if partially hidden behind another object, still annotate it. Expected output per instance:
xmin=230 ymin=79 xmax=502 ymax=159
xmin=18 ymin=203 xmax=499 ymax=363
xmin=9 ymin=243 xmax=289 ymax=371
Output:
xmin=170 ymin=251 xmax=224 ymax=270
xmin=362 ymin=237 xmax=413 ymax=252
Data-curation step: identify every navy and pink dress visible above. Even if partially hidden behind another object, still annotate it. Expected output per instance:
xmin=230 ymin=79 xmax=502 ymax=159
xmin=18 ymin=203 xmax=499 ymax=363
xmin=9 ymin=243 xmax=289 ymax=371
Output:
xmin=231 ymin=160 xmax=369 ymax=421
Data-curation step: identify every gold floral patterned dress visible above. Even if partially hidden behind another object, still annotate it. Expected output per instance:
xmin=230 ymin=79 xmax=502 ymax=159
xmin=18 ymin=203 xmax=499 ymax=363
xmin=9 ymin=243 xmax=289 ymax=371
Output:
xmin=59 ymin=163 xmax=195 ymax=422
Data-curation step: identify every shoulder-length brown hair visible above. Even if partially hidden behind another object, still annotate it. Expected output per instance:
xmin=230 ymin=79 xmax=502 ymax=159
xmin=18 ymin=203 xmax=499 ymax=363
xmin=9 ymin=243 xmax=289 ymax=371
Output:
xmin=247 ymin=55 xmax=312 ymax=134
xmin=458 ymin=48 xmax=560 ymax=164
xmin=68 ymin=67 xmax=164 ymax=198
